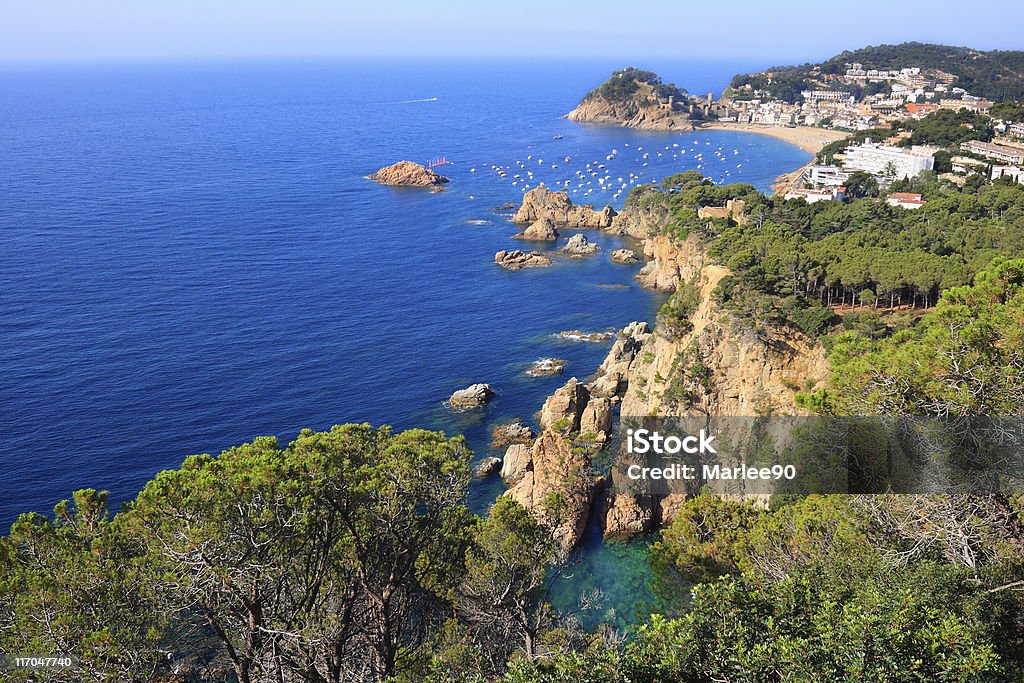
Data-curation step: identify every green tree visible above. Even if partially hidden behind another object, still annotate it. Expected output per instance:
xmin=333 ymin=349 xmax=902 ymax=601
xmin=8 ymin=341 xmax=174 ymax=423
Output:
xmin=0 ymin=490 xmax=166 ymax=682
xmin=127 ymin=424 xmax=473 ymax=683
xmin=455 ymin=497 xmax=560 ymax=670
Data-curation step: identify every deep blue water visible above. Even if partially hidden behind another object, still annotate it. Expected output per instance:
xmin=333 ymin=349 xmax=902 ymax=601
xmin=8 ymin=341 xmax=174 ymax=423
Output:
xmin=0 ymin=60 xmax=807 ymax=616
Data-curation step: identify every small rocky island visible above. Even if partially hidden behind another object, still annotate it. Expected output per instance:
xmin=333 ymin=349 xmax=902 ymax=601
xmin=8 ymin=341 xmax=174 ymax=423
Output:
xmin=561 ymin=233 xmax=601 ymax=257
xmin=370 ymin=160 xmax=450 ymax=188
xmin=611 ymin=248 xmax=641 ymax=264
xmin=525 ymin=358 xmax=567 ymax=376
xmin=494 ymin=250 xmax=552 ymax=270
xmin=513 ymin=186 xmax=615 ymax=227
xmin=565 ymin=67 xmax=697 ymax=131
xmin=449 ymin=383 xmax=494 ymax=408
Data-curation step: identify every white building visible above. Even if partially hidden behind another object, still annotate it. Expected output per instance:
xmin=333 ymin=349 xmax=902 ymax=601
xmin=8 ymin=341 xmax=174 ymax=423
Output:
xmin=951 ymin=156 xmax=987 ymax=175
xmin=802 ymin=90 xmax=853 ymax=103
xmin=961 ymin=140 xmax=1024 ymax=165
xmin=785 ymin=186 xmax=846 ymax=203
xmin=992 ymin=166 xmax=1024 ymax=184
xmin=885 ymin=192 xmax=927 ymax=210
xmin=842 ymin=140 xmax=936 ymax=179
xmin=805 ymin=165 xmax=853 ymax=187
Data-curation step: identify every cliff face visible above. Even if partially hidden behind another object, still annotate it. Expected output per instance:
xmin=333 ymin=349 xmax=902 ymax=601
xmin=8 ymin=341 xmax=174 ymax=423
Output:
xmin=635 ymin=234 xmax=705 ymax=292
xmin=600 ymin=234 xmax=829 ymax=537
xmin=605 ymin=199 xmax=672 ymax=240
xmin=566 ymin=82 xmax=694 ymax=131
xmin=622 ymin=277 xmax=828 ymax=418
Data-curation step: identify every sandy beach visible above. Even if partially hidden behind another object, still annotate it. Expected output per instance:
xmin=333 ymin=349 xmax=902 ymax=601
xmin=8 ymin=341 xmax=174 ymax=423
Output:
xmin=698 ymin=122 xmax=849 ymax=154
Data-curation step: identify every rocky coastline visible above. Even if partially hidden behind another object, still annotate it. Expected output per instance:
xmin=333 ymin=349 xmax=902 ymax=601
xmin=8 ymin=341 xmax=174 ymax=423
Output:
xmin=482 ymin=180 xmax=831 ymax=552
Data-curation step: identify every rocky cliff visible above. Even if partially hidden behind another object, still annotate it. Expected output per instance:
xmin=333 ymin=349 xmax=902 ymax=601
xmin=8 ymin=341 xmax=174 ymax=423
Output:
xmin=504 ymin=428 xmax=600 ymax=553
xmin=566 ymin=96 xmax=694 ymax=131
xmin=597 ymin=236 xmax=829 ymax=537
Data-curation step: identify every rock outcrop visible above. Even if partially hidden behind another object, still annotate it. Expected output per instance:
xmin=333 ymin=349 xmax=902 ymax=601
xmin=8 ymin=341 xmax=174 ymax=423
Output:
xmin=515 ymin=217 xmax=559 ymax=241
xmin=505 ymin=429 xmax=597 ymax=551
xmin=500 ymin=444 xmax=532 ymax=485
xmin=513 ymin=186 xmax=615 ymax=228
xmin=589 ymin=321 xmax=652 ymax=400
xmin=606 ymin=190 xmax=673 ymax=239
xmin=635 ymin=234 xmax=707 ymax=291
xmin=558 ymin=330 xmax=613 ymax=343
xmin=474 ymin=457 xmax=502 ymax=477
xmin=579 ymin=397 xmax=612 ymax=441
xmin=593 ymin=237 xmax=829 ymax=538
xmin=611 ymin=248 xmax=641 ymax=264
xmin=539 ymin=377 xmax=590 ymax=431
xmin=566 ymin=98 xmax=693 ymax=131
xmin=561 ymin=233 xmax=602 ymax=257
xmin=491 ymin=420 xmax=536 ymax=448
xmin=599 ymin=492 xmax=655 ymax=539
xmin=495 ymin=250 xmax=553 ymax=270
xmin=449 ymin=383 xmax=494 ymax=409
xmin=370 ymin=160 xmax=449 ymax=188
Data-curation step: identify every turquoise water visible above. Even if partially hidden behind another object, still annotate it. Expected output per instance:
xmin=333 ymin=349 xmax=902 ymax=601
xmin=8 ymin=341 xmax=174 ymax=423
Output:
xmin=0 ymin=59 xmax=809 ymax=621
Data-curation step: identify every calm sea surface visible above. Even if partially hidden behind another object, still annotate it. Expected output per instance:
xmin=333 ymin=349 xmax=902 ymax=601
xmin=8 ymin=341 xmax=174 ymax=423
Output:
xmin=0 ymin=59 xmax=808 ymax=625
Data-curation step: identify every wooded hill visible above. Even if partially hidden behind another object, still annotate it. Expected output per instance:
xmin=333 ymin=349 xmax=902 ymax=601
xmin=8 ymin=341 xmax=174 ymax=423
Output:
xmin=730 ymin=42 xmax=1024 ymax=103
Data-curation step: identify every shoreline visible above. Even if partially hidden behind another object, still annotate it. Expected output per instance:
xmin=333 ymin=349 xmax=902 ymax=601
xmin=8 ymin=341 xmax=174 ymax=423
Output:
xmin=697 ymin=123 xmax=850 ymax=195
xmin=696 ymin=122 xmax=849 ymax=154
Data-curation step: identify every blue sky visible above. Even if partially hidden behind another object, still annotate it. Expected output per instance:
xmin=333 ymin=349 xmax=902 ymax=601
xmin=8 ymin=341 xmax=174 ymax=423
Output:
xmin=2 ymin=0 xmax=1020 ymax=64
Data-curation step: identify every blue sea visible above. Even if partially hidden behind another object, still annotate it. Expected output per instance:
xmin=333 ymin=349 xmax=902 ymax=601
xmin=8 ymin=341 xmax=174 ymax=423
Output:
xmin=0 ymin=59 xmax=808 ymax=625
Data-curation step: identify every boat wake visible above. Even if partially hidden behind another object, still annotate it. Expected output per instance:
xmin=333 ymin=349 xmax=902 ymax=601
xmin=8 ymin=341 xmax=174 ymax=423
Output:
xmin=387 ymin=97 xmax=439 ymax=104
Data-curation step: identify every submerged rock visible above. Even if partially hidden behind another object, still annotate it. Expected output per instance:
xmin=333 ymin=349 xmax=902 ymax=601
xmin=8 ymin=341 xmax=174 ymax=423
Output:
xmin=370 ymin=160 xmax=449 ymax=188
xmin=494 ymin=250 xmax=553 ymax=270
xmin=558 ymin=330 xmax=613 ymax=343
xmin=526 ymin=358 xmax=567 ymax=376
xmin=449 ymin=383 xmax=494 ymax=409
xmin=561 ymin=233 xmax=602 ymax=257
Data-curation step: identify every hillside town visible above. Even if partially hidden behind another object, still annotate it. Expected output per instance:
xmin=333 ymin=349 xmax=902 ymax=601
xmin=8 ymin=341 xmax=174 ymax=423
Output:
xmin=712 ymin=61 xmax=1024 ymax=203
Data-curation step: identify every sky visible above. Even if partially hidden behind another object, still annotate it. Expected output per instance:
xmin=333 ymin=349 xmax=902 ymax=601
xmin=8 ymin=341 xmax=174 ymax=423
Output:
xmin=1 ymin=0 xmax=1021 ymax=64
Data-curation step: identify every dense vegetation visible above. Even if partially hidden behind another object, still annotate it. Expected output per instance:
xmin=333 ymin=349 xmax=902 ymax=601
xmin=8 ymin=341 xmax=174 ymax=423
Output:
xmin=586 ymin=67 xmax=686 ymax=106
xmin=6 ymin=431 xmax=1024 ymax=681
xmin=636 ymin=168 xmax=1024 ymax=340
xmin=730 ymin=42 xmax=1024 ymax=103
